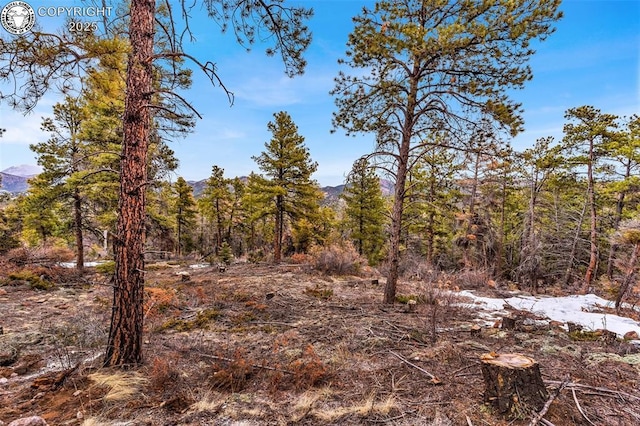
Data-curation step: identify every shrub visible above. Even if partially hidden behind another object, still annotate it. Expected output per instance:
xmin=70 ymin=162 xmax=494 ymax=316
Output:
xmin=209 ymin=348 xmax=253 ymax=392
xmin=149 ymin=357 xmax=181 ymax=392
xmin=247 ymin=249 xmax=265 ymax=263
xmin=95 ymin=261 xmax=115 ymax=274
xmin=304 ymin=285 xmax=333 ymax=299
xmin=310 ymin=242 xmax=365 ymax=275
xmin=5 ymin=245 xmax=74 ymax=266
xmin=145 ymin=287 xmax=178 ymax=315
xmin=219 ymin=241 xmax=233 ymax=265
xmin=290 ymin=345 xmax=328 ymax=389
xmin=7 ymin=269 xmax=53 ymax=290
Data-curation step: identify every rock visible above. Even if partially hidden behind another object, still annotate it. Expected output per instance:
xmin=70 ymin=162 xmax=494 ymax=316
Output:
xmin=7 ymin=417 xmax=48 ymax=426
xmin=624 ymin=331 xmax=639 ymax=340
xmin=0 ymin=345 xmax=18 ymax=366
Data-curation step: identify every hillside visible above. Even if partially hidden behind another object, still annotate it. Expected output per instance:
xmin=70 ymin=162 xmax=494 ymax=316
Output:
xmin=0 ymin=172 xmax=29 ymax=194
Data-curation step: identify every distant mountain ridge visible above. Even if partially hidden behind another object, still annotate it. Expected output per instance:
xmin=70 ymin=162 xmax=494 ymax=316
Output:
xmin=1 ymin=164 xmax=393 ymax=198
xmin=0 ymin=172 xmax=30 ymax=193
xmin=0 ymin=165 xmax=40 ymax=194
xmin=2 ymin=164 xmax=42 ymax=177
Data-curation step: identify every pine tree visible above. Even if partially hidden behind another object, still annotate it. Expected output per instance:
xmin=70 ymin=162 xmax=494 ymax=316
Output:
xmin=2 ymin=0 xmax=312 ymax=367
xmin=331 ymin=0 xmax=562 ymax=303
xmin=341 ymin=158 xmax=386 ymax=265
xmin=29 ymin=96 xmax=87 ymax=269
xmin=172 ymin=177 xmax=197 ymax=256
xmin=403 ymin=144 xmax=462 ymax=268
xmin=562 ymin=106 xmax=618 ymax=290
xmin=198 ymin=165 xmax=232 ymax=256
xmin=605 ymin=115 xmax=640 ymax=278
xmin=252 ymin=111 xmax=322 ymax=263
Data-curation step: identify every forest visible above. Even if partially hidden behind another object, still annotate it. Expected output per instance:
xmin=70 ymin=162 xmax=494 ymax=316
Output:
xmin=1 ymin=1 xmax=639 ymax=425
xmin=2 ymin=103 xmax=639 ymax=306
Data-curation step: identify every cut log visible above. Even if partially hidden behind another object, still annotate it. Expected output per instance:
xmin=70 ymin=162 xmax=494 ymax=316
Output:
xmin=480 ymin=353 xmax=548 ymax=416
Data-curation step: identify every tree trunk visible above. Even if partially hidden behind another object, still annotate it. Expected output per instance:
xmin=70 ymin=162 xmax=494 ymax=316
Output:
xmin=216 ymin=198 xmax=223 ymax=254
xmin=104 ymin=0 xmax=154 ymax=367
xmin=607 ymin=163 xmax=630 ymax=278
xmin=480 ymin=353 xmax=548 ymax=416
xmin=563 ymin=198 xmax=587 ymax=287
xmin=385 ymin=164 xmax=406 ymax=304
xmin=583 ymin=138 xmax=598 ymax=291
xmin=176 ymin=207 xmax=182 ymax=256
xmin=73 ymin=189 xmax=84 ymax=272
xmin=384 ymin=64 xmax=419 ymax=304
xmin=615 ymin=242 xmax=639 ymax=312
xmin=274 ymin=194 xmax=283 ymax=263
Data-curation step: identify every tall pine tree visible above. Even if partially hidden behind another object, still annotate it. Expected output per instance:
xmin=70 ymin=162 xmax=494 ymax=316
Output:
xmin=251 ymin=111 xmax=321 ymax=263
xmin=341 ymin=158 xmax=386 ymax=265
xmin=331 ymin=0 xmax=562 ymax=303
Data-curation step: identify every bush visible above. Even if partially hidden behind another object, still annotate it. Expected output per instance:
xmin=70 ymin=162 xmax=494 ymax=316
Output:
xmin=5 ymin=244 xmax=74 ymax=266
xmin=219 ymin=241 xmax=233 ymax=265
xmin=95 ymin=261 xmax=116 ymax=274
xmin=289 ymin=252 xmax=313 ymax=264
xmin=6 ymin=269 xmax=53 ymax=290
xmin=310 ymin=242 xmax=365 ymax=275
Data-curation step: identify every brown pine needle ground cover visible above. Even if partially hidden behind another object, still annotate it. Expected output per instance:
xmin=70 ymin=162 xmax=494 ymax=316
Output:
xmin=1 ymin=262 xmax=639 ymax=425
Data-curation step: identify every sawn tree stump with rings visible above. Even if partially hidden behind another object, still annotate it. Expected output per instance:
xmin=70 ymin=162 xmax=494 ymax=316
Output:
xmin=480 ymin=352 xmax=548 ymax=417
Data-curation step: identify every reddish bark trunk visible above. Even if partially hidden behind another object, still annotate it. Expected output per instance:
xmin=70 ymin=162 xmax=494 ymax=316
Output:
xmin=384 ymin=64 xmax=419 ymax=304
xmin=274 ymin=194 xmax=283 ymax=263
xmin=104 ymin=0 xmax=154 ymax=367
xmin=73 ymin=189 xmax=84 ymax=272
xmin=583 ymin=138 xmax=598 ymax=292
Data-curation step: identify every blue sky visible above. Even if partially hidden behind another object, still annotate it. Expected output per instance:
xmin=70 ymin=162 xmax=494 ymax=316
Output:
xmin=1 ymin=0 xmax=638 ymax=186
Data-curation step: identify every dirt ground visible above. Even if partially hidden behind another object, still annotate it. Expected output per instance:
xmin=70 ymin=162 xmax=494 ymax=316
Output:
xmin=1 ymin=261 xmax=639 ymax=425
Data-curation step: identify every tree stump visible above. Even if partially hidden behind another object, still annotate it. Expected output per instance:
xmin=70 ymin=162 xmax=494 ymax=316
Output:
xmin=480 ymin=353 xmax=548 ymax=416
xmin=501 ymin=316 xmax=517 ymax=330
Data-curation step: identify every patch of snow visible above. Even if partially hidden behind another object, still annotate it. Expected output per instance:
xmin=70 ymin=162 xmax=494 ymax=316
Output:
xmin=58 ymin=261 xmax=107 ymax=268
xmin=189 ymin=263 xmax=210 ymax=269
xmin=460 ymin=291 xmax=640 ymax=338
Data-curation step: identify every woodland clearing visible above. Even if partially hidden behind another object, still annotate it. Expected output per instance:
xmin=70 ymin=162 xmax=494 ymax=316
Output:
xmin=1 ymin=261 xmax=639 ymax=425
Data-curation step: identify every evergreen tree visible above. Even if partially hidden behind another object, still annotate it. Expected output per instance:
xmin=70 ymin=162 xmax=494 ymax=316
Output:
xmin=605 ymin=115 xmax=640 ymax=277
xmin=331 ymin=0 xmax=562 ymax=303
xmin=29 ymin=96 xmax=88 ymax=269
xmin=403 ymin=144 xmax=462 ymax=269
xmin=2 ymin=0 xmax=312 ymax=366
xmin=242 ymin=172 xmax=273 ymax=255
xmin=251 ymin=111 xmax=322 ymax=262
xmin=562 ymin=106 xmax=618 ymax=290
xmin=172 ymin=177 xmax=197 ymax=256
xmin=198 ymin=165 xmax=232 ymax=256
xmin=341 ymin=158 xmax=386 ymax=265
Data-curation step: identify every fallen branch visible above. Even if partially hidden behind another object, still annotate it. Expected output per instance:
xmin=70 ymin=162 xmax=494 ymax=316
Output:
xmin=389 ymin=350 xmax=442 ymax=384
xmin=196 ymin=352 xmax=294 ymax=375
xmin=545 ymin=380 xmax=640 ymax=402
xmin=528 ymin=378 xmax=569 ymax=426
xmin=162 ymin=342 xmax=293 ymax=374
xmin=571 ymin=388 xmax=597 ymax=426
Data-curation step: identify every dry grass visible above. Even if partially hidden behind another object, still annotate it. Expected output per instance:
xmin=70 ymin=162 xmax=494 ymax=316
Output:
xmin=310 ymin=393 xmax=397 ymax=422
xmin=1 ymin=262 xmax=639 ymax=426
xmin=88 ymin=371 xmax=149 ymax=402
xmin=187 ymin=391 xmax=226 ymax=413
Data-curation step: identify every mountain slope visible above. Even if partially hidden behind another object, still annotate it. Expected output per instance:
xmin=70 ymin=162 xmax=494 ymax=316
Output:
xmin=0 ymin=172 xmax=30 ymax=193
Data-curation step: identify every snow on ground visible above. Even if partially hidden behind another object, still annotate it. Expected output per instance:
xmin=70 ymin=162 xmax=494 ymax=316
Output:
xmin=59 ymin=261 xmax=107 ymax=268
xmin=460 ymin=291 xmax=640 ymax=339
